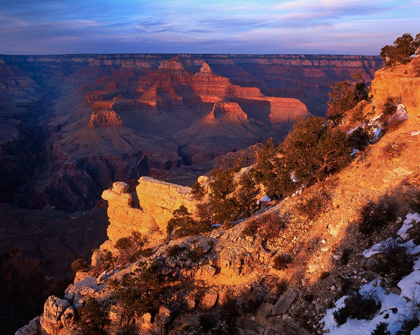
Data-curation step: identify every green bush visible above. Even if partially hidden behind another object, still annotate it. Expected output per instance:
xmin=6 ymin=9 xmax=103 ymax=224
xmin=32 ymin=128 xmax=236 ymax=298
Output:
xmin=282 ymin=116 xmax=352 ymax=185
xmin=115 ymin=261 xmax=172 ymax=318
xmin=327 ymin=74 xmax=370 ymax=126
xmin=273 ymin=253 xmax=292 ymax=270
xmin=372 ymin=322 xmax=391 ymax=335
xmin=115 ymin=237 xmax=132 ymax=251
xmin=380 ymin=33 xmax=420 ymax=66
xmin=242 ymin=212 xmax=286 ymax=240
xmin=333 ymin=291 xmax=381 ymax=326
xmin=71 ymin=258 xmax=90 ymax=273
xmin=359 ymin=198 xmax=399 ymax=234
xmin=77 ymin=297 xmax=109 ymax=335
xmin=167 ymin=206 xmax=211 ymax=239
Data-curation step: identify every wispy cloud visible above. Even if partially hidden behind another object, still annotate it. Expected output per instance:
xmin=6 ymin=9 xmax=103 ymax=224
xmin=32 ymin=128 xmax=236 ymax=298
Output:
xmin=0 ymin=0 xmax=418 ymax=55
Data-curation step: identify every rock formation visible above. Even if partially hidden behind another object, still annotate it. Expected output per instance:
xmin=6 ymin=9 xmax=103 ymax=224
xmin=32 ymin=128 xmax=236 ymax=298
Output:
xmin=103 ymin=178 xmax=197 ymax=242
xmin=0 ymin=54 xmax=382 ymax=211
xmin=17 ymin=56 xmax=420 ymax=335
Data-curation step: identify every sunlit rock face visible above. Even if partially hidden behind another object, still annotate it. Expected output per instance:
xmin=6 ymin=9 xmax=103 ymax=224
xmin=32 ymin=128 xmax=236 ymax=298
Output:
xmin=103 ymin=178 xmax=197 ymax=242
xmin=0 ymin=54 xmax=383 ymax=211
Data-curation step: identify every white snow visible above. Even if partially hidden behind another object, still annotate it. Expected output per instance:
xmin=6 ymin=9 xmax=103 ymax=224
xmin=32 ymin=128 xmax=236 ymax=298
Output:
xmin=411 ymin=131 xmax=420 ymax=136
xmin=362 ymin=237 xmax=394 ymax=258
xmin=351 ymin=149 xmax=359 ymax=156
xmin=321 ymin=280 xmax=409 ymax=335
xmin=323 ymin=213 xmax=420 ymax=334
xmin=257 ymin=195 xmax=272 ymax=204
xmin=398 ymin=213 xmax=420 ymax=236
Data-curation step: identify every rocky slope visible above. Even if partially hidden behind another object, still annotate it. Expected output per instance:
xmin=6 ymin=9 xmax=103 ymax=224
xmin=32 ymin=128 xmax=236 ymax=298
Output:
xmin=0 ymin=54 xmax=382 ymax=211
xmin=19 ymin=57 xmax=420 ymax=335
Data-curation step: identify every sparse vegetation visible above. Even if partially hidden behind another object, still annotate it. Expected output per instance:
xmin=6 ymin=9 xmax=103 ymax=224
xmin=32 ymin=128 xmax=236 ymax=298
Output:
xmin=296 ymin=182 xmax=333 ymax=220
xmin=333 ymin=291 xmax=381 ymax=326
xmin=374 ymin=240 xmax=414 ymax=283
xmin=186 ymin=247 xmax=206 ymax=263
xmin=327 ymin=73 xmax=370 ymax=126
xmin=167 ymin=205 xmax=211 ymax=239
xmin=71 ymin=258 xmax=90 ymax=273
xmin=77 ymin=297 xmax=109 ymax=335
xmin=382 ymin=142 xmax=407 ymax=159
xmin=242 ymin=212 xmax=286 ymax=240
xmin=359 ymin=197 xmax=399 ymax=234
xmin=380 ymin=33 xmax=420 ymax=67
xmin=115 ymin=261 xmax=175 ymax=319
xmin=371 ymin=322 xmax=391 ymax=335
xmin=273 ymin=253 xmax=293 ymax=270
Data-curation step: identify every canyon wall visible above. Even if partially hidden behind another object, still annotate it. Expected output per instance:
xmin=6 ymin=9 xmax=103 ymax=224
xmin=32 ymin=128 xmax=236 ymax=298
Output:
xmin=0 ymin=54 xmax=383 ymax=211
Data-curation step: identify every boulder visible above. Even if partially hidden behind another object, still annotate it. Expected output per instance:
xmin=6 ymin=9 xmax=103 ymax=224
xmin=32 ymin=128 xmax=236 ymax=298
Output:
xmin=60 ymin=306 xmax=76 ymax=329
xmin=39 ymin=296 xmax=70 ymax=335
xmin=201 ymin=292 xmax=218 ymax=309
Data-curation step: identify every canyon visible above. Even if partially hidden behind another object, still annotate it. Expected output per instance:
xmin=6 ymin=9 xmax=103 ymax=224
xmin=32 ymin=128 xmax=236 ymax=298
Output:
xmin=0 ymin=54 xmax=383 ymax=211
xmin=18 ymin=56 xmax=420 ymax=335
xmin=0 ymin=54 xmax=383 ymax=333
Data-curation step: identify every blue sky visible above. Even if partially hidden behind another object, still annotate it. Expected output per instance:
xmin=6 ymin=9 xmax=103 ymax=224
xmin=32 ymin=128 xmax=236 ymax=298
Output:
xmin=0 ymin=0 xmax=418 ymax=55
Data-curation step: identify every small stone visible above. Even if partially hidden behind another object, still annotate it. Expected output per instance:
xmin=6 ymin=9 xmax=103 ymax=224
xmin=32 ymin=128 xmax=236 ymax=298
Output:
xmin=201 ymin=293 xmax=218 ymax=309
xmin=272 ymin=288 xmax=297 ymax=316
xmin=112 ymin=181 xmax=129 ymax=194
xmin=400 ymin=232 xmax=410 ymax=241
xmin=321 ymin=239 xmax=327 ymax=244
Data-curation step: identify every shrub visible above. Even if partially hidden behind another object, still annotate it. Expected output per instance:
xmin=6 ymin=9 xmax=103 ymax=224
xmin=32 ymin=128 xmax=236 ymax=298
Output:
xmin=382 ymin=142 xmax=407 ymax=159
xmin=115 ymin=261 xmax=172 ymax=318
xmin=77 ymin=297 xmax=109 ymax=335
xmin=333 ymin=291 xmax=381 ymax=326
xmin=71 ymin=258 xmax=90 ymax=273
xmin=381 ymin=96 xmax=400 ymax=117
xmin=340 ymin=248 xmax=352 ymax=265
xmin=138 ymin=248 xmax=153 ymax=257
xmin=371 ymin=322 xmax=391 ymax=335
xmin=100 ymin=250 xmax=115 ymax=272
xmin=253 ymin=139 xmax=296 ymax=200
xmin=327 ymin=75 xmax=370 ymax=126
xmin=115 ymin=237 xmax=132 ymax=251
xmin=296 ymin=187 xmax=331 ymax=221
xmin=167 ymin=206 xmax=211 ymax=239
xmin=380 ymin=33 xmax=420 ymax=67
xmin=359 ymin=198 xmax=399 ymax=234
xmin=186 ymin=247 xmax=206 ymax=263
xmin=242 ymin=213 xmax=286 ymax=240
xmin=374 ymin=239 xmax=413 ymax=283
xmin=399 ymin=317 xmax=420 ymax=334
xmin=282 ymin=116 xmax=352 ymax=185
xmin=348 ymin=126 xmax=375 ymax=151
xmin=167 ymin=244 xmax=185 ymax=257
xmin=273 ymin=253 xmax=292 ymax=270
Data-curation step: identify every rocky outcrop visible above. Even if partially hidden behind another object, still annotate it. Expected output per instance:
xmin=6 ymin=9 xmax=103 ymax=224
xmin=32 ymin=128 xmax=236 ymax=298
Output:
xmin=371 ymin=57 xmax=420 ymax=112
xmin=103 ymin=178 xmax=197 ymax=241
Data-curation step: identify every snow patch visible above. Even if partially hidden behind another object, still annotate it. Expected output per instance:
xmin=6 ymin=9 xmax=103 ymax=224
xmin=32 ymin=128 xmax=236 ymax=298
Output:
xmin=257 ymin=195 xmax=272 ymax=204
xmin=362 ymin=237 xmax=393 ymax=258
xmin=397 ymin=213 xmax=420 ymax=237
xmin=411 ymin=131 xmax=420 ymax=136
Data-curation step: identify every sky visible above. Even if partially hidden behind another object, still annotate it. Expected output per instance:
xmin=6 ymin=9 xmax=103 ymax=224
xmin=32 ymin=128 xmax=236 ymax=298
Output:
xmin=0 ymin=0 xmax=419 ymax=55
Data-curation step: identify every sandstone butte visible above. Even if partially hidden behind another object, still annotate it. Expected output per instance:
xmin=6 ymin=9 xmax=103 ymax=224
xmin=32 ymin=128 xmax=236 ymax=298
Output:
xmin=16 ymin=57 xmax=420 ymax=335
